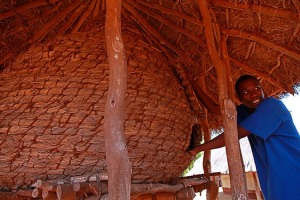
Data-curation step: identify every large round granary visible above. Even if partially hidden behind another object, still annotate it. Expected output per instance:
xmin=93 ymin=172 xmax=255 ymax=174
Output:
xmin=0 ymin=21 xmax=196 ymax=190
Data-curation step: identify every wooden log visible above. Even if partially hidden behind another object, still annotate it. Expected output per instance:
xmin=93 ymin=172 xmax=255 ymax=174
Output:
xmin=42 ymin=189 xmax=57 ymax=200
xmin=35 ymin=179 xmax=56 ymax=191
xmin=32 ymin=188 xmax=42 ymax=198
xmin=131 ymin=178 xmax=208 ymax=198
xmin=56 ymin=184 xmax=76 ymax=200
xmin=16 ymin=190 xmax=33 ymax=197
xmin=0 ymin=192 xmax=19 ymax=199
xmin=72 ymin=181 xmax=107 ymax=194
xmin=176 ymin=188 xmax=195 ymax=200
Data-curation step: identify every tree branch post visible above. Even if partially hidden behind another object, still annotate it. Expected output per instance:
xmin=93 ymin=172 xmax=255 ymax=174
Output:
xmin=104 ymin=0 xmax=132 ymax=199
xmin=197 ymin=0 xmax=248 ymax=199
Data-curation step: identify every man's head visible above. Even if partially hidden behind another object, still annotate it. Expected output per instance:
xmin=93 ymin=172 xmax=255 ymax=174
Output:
xmin=235 ymin=75 xmax=265 ymax=109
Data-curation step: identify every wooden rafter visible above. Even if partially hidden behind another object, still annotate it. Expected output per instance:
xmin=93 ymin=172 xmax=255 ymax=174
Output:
xmin=211 ymin=0 xmax=300 ymax=23
xmin=72 ymin=0 xmax=96 ymax=33
xmin=93 ymin=0 xmax=101 ymax=17
xmin=3 ymin=4 xmax=61 ymax=38
xmin=127 ymin=0 xmax=206 ymax=49
xmin=123 ymin=1 xmax=200 ymax=68
xmin=57 ymin=3 xmax=87 ymax=35
xmin=220 ymin=35 xmax=235 ymax=101
xmin=0 ymin=0 xmax=62 ymax=20
xmin=133 ymin=1 xmax=202 ymax=26
xmin=29 ymin=0 xmax=83 ymax=42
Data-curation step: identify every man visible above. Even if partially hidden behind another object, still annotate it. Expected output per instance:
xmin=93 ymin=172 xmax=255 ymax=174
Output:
xmin=188 ymin=75 xmax=300 ymax=200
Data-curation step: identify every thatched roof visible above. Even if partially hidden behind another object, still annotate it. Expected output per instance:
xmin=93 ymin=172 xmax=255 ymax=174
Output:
xmin=0 ymin=0 xmax=300 ymax=198
xmin=2 ymin=0 xmax=300 ymax=94
xmin=1 ymin=0 xmax=300 ymax=125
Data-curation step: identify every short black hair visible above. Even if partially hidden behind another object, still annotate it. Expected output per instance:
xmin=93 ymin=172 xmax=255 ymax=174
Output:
xmin=235 ymin=75 xmax=259 ymax=95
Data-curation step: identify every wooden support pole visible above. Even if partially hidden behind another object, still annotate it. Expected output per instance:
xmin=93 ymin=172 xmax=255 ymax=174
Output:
xmin=196 ymin=77 xmax=218 ymax=200
xmin=104 ymin=0 xmax=132 ymax=199
xmin=197 ymin=0 xmax=248 ymax=199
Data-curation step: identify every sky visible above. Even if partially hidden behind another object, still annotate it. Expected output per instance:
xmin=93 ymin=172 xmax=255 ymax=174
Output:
xmin=281 ymin=93 xmax=300 ymax=132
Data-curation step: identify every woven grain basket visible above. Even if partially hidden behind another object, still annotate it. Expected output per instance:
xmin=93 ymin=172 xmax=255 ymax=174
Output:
xmin=0 ymin=22 xmax=195 ymax=189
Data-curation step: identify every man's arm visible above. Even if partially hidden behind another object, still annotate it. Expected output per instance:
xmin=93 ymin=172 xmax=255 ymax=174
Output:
xmin=188 ymin=126 xmax=251 ymax=155
xmin=188 ymin=133 xmax=225 ymax=155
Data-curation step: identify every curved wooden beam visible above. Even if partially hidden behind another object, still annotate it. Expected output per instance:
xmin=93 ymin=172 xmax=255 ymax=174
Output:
xmin=222 ymin=28 xmax=300 ymax=61
xmin=229 ymin=57 xmax=291 ymax=93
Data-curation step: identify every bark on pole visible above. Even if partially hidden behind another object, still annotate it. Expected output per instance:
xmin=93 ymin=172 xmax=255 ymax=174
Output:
xmin=104 ymin=1 xmax=132 ymax=200
xmin=197 ymin=0 xmax=248 ymax=199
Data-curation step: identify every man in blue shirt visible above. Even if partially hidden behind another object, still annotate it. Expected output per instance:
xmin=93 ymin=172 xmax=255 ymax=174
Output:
xmin=188 ymin=75 xmax=300 ymax=200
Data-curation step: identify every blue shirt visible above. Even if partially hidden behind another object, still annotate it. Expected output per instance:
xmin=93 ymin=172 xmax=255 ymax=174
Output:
xmin=237 ymin=97 xmax=300 ymax=200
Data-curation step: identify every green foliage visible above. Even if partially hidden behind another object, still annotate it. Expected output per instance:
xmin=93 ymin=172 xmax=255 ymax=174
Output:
xmin=182 ymin=152 xmax=203 ymax=176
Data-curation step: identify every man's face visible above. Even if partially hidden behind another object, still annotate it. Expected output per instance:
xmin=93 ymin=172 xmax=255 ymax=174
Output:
xmin=237 ymin=78 xmax=265 ymax=109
